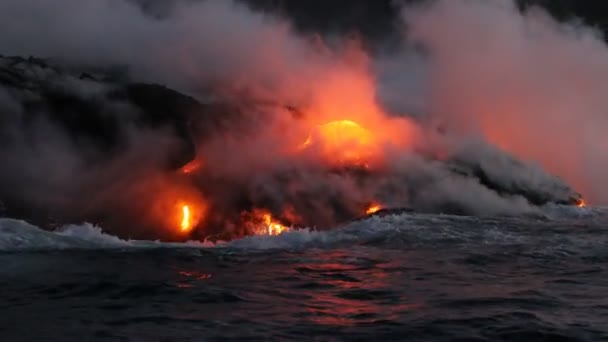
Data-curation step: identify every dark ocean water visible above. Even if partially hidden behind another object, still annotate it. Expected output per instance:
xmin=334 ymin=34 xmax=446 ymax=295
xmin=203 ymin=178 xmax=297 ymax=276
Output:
xmin=1 ymin=209 xmax=607 ymax=341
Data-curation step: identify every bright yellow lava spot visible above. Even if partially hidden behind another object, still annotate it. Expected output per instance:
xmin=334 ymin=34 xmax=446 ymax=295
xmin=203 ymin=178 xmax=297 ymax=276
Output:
xmin=262 ymin=213 xmax=290 ymax=236
xmin=180 ymin=205 xmax=192 ymax=232
xmin=365 ymin=203 xmax=383 ymax=215
xmin=317 ymin=120 xmax=373 ymax=147
xmin=246 ymin=209 xmax=291 ymax=236
xmin=577 ymin=199 xmax=587 ymax=208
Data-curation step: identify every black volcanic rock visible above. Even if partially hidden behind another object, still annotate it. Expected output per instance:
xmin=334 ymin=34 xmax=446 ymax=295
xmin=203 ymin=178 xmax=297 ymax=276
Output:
xmin=446 ymin=143 xmax=582 ymax=207
xmin=0 ymin=55 xmax=200 ymax=168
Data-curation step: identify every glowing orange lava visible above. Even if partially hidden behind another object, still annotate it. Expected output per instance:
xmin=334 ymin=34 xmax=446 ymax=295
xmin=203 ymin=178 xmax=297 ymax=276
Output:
xmin=292 ymin=42 xmax=417 ymax=168
xmin=365 ymin=203 xmax=383 ymax=215
xmin=246 ymin=209 xmax=291 ymax=236
xmin=170 ymin=199 xmax=205 ymax=235
xmin=301 ymin=120 xmax=379 ymax=166
xmin=577 ymin=198 xmax=587 ymax=208
xmin=262 ymin=213 xmax=290 ymax=236
xmin=132 ymin=172 xmax=207 ymax=237
xmin=180 ymin=205 xmax=191 ymax=231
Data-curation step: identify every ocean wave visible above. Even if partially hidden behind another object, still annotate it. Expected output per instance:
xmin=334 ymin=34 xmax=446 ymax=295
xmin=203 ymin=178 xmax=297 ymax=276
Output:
xmin=0 ymin=219 xmax=216 ymax=252
xmin=541 ymin=204 xmax=608 ymax=220
xmin=0 ymin=205 xmax=604 ymax=252
xmin=0 ymin=215 xmax=400 ymax=252
xmin=0 ymin=214 xmax=423 ymax=252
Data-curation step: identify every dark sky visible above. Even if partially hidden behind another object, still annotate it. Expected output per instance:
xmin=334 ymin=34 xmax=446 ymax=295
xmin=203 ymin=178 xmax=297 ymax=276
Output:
xmin=519 ymin=1 xmax=608 ymax=31
xmin=239 ymin=0 xmax=399 ymax=41
xmin=131 ymin=0 xmax=608 ymax=41
xmin=239 ymin=0 xmax=608 ymax=41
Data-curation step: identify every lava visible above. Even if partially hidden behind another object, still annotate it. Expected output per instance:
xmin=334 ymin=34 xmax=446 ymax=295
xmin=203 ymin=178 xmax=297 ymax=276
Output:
xmin=245 ymin=209 xmax=291 ymax=236
xmin=365 ymin=203 xmax=383 ymax=215
xmin=263 ymin=213 xmax=290 ymax=236
xmin=577 ymin=198 xmax=587 ymax=208
xmin=180 ymin=205 xmax=191 ymax=231
xmin=163 ymin=195 xmax=205 ymax=235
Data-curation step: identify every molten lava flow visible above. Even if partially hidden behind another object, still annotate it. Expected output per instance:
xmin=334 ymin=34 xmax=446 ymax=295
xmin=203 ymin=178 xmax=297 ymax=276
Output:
xmin=180 ymin=205 xmax=192 ymax=231
xmin=245 ymin=209 xmax=291 ymax=236
xmin=172 ymin=199 xmax=206 ymax=235
xmin=262 ymin=213 xmax=290 ymax=236
xmin=132 ymin=172 xmax=207 ymax=238
xmin=577 ymin=198 xmax=587 ymax=208
xmin=170 ymin=199 xmax=205 ymax=235
xmin=365 ymin=203 xmax=383 ymax=215
xmin=301 ymin=120 xmax=379 ymax=166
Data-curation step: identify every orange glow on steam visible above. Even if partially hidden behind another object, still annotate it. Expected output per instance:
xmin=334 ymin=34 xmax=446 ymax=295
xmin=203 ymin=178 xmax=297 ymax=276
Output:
xmin=300 ymin=120 xmax=380 ymax=167
xmin=288 ymin=42 xmax=417 ymax=168
xmin=181 ymin=158 xmax=203 ymax=174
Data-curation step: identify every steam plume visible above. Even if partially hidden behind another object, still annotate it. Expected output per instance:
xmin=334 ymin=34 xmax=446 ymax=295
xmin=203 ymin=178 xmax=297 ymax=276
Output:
xmin=400 ymin=0 xmax=608 ymax=203
xmin=0 ymin=0 xmax=599 ymax=239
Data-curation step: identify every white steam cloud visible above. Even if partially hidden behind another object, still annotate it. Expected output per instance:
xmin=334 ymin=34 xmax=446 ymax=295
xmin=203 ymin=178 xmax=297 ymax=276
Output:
xmin=398 ymin=0 xmax=608 ymax=203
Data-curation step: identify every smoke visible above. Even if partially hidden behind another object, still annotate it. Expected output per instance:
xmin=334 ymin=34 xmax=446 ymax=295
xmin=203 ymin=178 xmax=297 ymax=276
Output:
xmin=0 ymin=0 xmax=600 ymax=240
xmin=0 ymin=0 xmax=334 ymax=104
xmin=0 ymin=66 xmax=186 ymax=233
xmin=398 ymin=0 xmax=608 ymax=204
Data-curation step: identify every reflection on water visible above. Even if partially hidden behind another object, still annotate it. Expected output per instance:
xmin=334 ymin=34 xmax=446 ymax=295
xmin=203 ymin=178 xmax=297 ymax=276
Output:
xmin=5 ymin=214 xmax=607 ymax=341
xmin=175 ymin=270 xmax=212 ymax=288
xmin=291 ymin=250 xmax=421 ymax=326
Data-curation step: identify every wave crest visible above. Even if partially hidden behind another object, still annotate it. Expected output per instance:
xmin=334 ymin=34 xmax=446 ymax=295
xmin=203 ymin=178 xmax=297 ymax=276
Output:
xmin=1 ymin=205 xmax=605 ymax=252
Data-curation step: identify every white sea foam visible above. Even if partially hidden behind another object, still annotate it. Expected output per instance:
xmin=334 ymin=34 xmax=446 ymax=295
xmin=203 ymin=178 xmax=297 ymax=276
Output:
xmin=0 ymin=215 xmax=409 ymax=252
xmin=0 ymin=205 xmax=604 ymax=252
xmin=0 ymin=219 xmax=217 ymax=252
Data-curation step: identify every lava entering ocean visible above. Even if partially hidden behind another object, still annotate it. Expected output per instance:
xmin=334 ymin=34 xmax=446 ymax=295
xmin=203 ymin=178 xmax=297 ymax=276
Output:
xmin=0 ymin=0 xmax=592 ymax=242
xmin=242 ymin=209 xmax=291 ymax=236
xmin=365 ymin=203 xmax=384 ymax=215
xmin=169 ymin=199 xmax=205 ymax=237
xmin=180 ymin=205 xmax=192 ymax=232
xmin=577 ymin=199 xmax=587 ymax=208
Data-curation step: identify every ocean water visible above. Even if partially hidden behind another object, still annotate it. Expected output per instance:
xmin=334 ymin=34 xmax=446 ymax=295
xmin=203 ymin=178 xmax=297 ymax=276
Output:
xmin=1 ymin=208 xmax=607 ymax=341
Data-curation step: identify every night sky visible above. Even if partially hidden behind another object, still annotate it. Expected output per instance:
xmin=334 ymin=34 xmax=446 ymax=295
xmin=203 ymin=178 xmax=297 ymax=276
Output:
xmin=240 ymin=0 xmax=608 ymax=41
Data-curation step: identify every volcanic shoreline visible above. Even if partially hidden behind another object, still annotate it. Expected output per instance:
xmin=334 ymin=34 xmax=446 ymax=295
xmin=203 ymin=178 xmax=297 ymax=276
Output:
xmin=0 ymin=55 xmax=582 ymax=241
